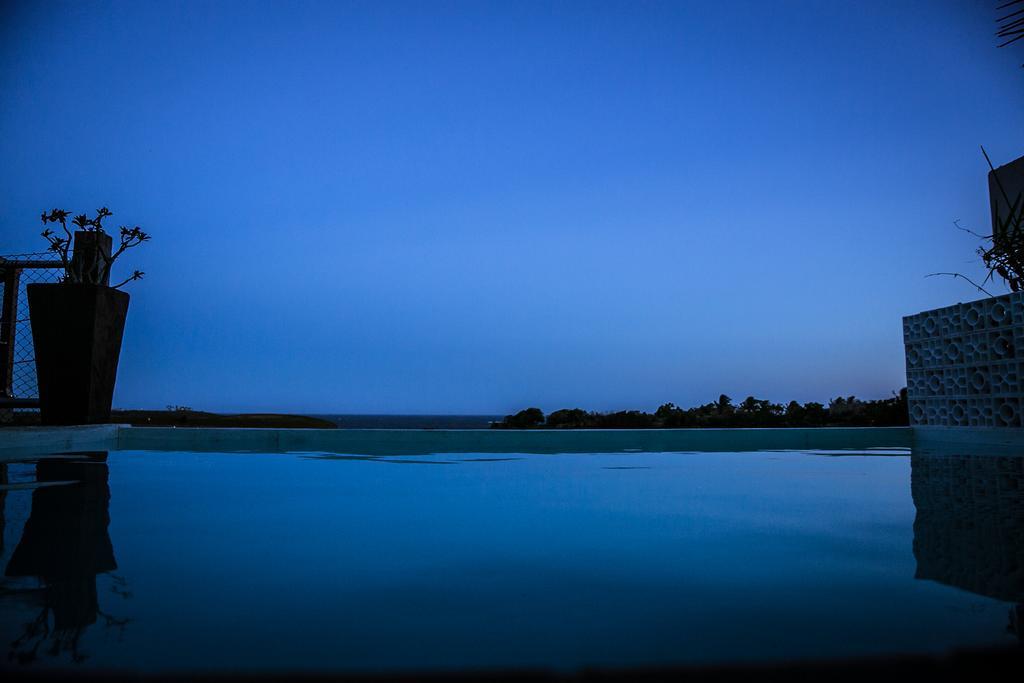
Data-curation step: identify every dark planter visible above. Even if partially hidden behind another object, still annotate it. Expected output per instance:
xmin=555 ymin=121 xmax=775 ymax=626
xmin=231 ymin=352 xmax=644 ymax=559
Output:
xmin=27 ymin=284 xmax=130 ymax=425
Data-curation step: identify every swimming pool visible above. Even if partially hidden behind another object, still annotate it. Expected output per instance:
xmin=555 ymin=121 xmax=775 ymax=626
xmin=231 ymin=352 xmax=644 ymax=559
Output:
xmin=0 ymin=428 xmax=1020 ymax=675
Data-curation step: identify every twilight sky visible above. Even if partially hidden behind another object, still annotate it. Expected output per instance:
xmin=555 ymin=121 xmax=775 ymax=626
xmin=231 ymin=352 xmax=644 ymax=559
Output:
xmin=2 ymin=0 xmax=1023 ymax=414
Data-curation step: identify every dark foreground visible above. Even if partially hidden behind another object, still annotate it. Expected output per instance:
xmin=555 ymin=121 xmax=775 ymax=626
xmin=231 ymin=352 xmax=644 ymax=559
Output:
xmin=5 ymin=647 xmax=1022 ymax=683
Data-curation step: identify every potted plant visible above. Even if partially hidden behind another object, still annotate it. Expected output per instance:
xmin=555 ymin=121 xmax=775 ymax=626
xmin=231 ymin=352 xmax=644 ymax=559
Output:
xmin=28 ymin=207 xmax=149 ymax=425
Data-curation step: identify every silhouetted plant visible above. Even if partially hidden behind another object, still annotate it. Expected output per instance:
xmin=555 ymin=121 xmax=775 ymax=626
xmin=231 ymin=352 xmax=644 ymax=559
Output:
xmin=996 ymin=1 xmax=1024 ymax=54
xmin=981 ymin=147 xmax=1024 ymax=292
xmin=929 ymin=148 xmax=1024 ymax=296
xmin=39 ymin=207 xmax=150 ymax=288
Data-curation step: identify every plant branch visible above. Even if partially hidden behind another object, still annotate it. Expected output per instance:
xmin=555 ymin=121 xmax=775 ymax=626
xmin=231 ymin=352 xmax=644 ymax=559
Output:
xmin=926 ymin=272 xmax=995 ymax=297
xmin=111 ymin=270 xmax=144 ymax=289
xmin=952 ymin=219 xmax=991 ymax=240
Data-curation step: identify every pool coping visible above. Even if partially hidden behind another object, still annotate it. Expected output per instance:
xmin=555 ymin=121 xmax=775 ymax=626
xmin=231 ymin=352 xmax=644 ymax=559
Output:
xmin=3 ymin=424 xmax=1023 ymax=460
xmin=118 ymin=424 xmax=916 ymax=455
xmin=0 ymin=424 xmax=124 ymax=460
xmin=0 ymin=424 xmax=910 ymax=459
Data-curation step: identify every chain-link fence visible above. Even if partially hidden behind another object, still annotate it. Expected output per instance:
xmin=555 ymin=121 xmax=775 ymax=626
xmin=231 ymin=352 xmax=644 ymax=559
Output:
xmin=1 ymin=252 xmax=64 ymax=423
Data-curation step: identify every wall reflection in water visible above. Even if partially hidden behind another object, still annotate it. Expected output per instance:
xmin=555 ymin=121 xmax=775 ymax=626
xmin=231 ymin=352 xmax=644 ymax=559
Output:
xmin=912 ymin=449 xmax=1024 ymax=641
xmin=3 ymin=452 xmax=128 ymax=664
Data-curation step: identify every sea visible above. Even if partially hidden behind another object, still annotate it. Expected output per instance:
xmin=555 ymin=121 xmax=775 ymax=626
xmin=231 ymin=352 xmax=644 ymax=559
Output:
xmin=311 ymin=414 xmax=502 ymax=429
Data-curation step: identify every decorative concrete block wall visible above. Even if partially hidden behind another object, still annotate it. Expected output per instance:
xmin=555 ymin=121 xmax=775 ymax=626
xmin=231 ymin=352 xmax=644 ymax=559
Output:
xmin=904 ymin=292 xmax=1024 ymax=428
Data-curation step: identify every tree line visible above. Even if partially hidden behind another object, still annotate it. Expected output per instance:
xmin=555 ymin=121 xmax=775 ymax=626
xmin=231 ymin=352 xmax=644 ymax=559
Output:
xmin=492 ymin=390 xmax=908 ymax=429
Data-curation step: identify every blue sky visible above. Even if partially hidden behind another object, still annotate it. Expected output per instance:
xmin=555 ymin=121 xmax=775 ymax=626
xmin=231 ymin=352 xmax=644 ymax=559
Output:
xmin=2 ymin=1 xmax=1023 ymax=414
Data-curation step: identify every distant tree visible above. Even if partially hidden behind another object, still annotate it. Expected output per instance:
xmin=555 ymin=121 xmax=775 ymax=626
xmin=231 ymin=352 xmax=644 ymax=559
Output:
xmin=498 ymin=407 xmax=545 ymax=429
xmin=655 ymin=402 xmax=678 ymax=419
xmin=828 ymin=396 xmax=862 ymax=420
xmin=802 ymin=402 xmax=828 ymax=426
xmin=546 ymin=408 xmax=590 ymax=429
xmin=655 ymin=403 xmax=687 ymax=428
xmin=716 ymin=394 xmax=734 ymax=415
xmin=492 ymin=389 xmax=908 ymax=430
xmin=784 ymin=400 xmax=805 ymax=425
xmin=598 ymin=410 xmax=656 ymax=429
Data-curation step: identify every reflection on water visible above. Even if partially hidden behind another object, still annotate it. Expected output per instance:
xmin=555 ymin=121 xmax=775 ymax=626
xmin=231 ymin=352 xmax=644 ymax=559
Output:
xmin=0 ymin=461 xmax=6 ymax=558
xmin=911 ymin=450 xmax=1024 ymax=641
xmin=2 ymin=453 xmax=128 ymax=664
xmin=0 ymin=447 xmax=1021 ymax=673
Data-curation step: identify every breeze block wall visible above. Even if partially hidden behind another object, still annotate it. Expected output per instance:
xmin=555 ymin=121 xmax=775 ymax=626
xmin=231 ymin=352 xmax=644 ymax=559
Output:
xmin=904 ymin=292 xmax=1024 ymax=428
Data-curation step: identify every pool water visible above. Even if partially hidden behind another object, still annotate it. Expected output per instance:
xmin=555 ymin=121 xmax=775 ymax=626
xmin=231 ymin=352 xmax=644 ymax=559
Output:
xmin=0 ymin=447 xmax=1021 ymax=674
